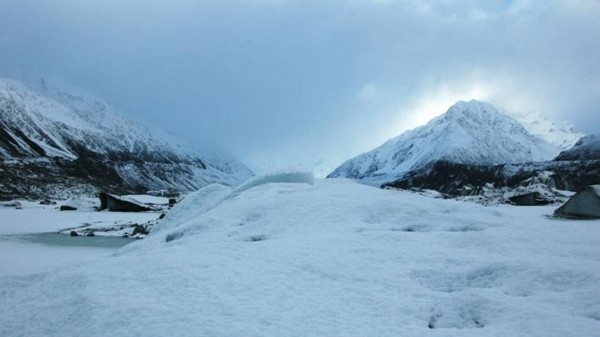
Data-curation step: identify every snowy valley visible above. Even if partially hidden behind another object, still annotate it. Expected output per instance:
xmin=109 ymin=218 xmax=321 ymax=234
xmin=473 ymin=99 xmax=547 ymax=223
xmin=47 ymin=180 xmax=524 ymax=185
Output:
xmin=1 ymin=92 xmax=599 ymax=337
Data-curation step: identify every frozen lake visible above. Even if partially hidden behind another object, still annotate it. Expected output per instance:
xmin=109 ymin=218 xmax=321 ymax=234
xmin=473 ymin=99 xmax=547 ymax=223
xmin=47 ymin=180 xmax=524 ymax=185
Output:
xmin=1 ymin=232 xmax=134 ymax=248
xmin=0 ymin=202 xmax=157 ymax=276
xmin=0 ymin=235 xmax=125 ymax=276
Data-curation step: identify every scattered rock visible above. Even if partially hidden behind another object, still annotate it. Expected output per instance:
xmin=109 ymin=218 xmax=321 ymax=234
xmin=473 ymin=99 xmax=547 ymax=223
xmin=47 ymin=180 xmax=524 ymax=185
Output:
xmin=132 ymin=224 xmax=149 ymax=236
xmin=508 ymin=192 xmax=551 ymax=206
xmin=159 ymin=213 xmax=166 ymax=219
xmin=39 ymin=199 xmax=56 ymax=205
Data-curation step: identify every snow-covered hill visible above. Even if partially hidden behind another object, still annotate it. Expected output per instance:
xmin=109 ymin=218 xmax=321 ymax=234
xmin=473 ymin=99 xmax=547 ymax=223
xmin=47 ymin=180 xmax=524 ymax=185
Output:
xmin=1 ymin=173 xmax=598 ymax=336
xmin=329 ymin=100 xmax=559 ymax=185
xmin=0 ymin=77 xmax=252 ymax=198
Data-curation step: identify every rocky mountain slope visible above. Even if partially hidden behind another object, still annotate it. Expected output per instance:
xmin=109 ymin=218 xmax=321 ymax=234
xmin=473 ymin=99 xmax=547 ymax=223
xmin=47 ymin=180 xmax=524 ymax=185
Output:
xmin=329 ymin=100 xmax=599 ymax=199
xmin=554 ymin=135 xmax=600 ymax=161
xmin=0 ymin=78 xmax=253 ymax=199
xmin=328 ymin=100 xmax=559 ymax=185
xmin=383 ymin=159 xmax=600 ymax=196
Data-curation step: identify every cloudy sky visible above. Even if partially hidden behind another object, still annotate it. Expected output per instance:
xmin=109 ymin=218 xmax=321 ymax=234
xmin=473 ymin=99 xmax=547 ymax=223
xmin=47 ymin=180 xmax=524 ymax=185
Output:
xmin=1 ymin=0 xmax=599 ymax=173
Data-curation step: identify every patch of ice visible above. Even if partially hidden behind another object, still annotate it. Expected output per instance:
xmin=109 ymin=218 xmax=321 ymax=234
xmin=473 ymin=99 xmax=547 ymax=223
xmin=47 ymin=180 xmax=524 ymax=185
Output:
xmin=232 ymin=171 xmax=315 ymax=195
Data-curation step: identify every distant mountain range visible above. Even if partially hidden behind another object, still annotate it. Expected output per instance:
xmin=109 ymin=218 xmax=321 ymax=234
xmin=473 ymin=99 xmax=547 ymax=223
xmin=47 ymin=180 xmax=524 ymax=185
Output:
xmin=504 ymin=109 xmax=583 ymax=151
xmin=329 ymin=100 xmax=599 ymax=194
xmin=0 ymin=78 xmax=253 ymax=199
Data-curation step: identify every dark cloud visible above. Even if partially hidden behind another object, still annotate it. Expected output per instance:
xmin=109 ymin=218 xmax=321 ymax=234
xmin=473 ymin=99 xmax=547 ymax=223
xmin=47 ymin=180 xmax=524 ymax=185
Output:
xmin=1 ymin=0 xmax=599 ymax=172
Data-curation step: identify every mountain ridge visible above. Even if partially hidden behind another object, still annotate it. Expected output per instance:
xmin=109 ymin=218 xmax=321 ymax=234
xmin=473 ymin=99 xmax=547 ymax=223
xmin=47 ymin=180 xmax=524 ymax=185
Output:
xmin=0 ymin=77 xmax=253 ymax=199
xmin=328 ymin=100 xmax=559 ymax=185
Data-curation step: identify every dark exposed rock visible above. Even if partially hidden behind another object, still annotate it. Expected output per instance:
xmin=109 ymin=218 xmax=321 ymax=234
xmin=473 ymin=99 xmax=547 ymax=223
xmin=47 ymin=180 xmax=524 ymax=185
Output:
xmin=508 ymin=192 xmax=551 ymax=206
xmin=132 ymin=224 xmax=149 ymax=236
xmin=86 ymin=232 xmax=95 ymax=237
xmin=60 ymin=205 xmax=77 ymax=211
xmin=70 ymin=231 xmax=78 ymax=237
xmin=98 ymin=192 xmax=152 ymax=212
xmin=383 ymin=160 xmax=600 ymax=195
xmin=39 ymin=199 xmax=56 ymax=205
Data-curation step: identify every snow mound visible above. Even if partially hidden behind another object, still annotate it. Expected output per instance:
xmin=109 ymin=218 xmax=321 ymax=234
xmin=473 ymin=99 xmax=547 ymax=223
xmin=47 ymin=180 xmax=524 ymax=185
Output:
xmin=233 ymin=171 xmax=315 ymax=195
xmin=152 ymin=184 xmax=232 ymax=233
xmin=156 ymin=171 xmax=315 ymax=242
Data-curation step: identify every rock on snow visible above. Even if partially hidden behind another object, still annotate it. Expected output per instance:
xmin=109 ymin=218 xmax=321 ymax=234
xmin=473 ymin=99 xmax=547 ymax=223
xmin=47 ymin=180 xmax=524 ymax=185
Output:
xmin=1 ymin=172 xmax=599 ymax=337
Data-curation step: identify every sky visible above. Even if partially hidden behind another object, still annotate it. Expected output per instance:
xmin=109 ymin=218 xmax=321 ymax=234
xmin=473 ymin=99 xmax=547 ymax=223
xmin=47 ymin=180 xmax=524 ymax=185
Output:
xmin=1 ymin=0 xmax=599 ymax=173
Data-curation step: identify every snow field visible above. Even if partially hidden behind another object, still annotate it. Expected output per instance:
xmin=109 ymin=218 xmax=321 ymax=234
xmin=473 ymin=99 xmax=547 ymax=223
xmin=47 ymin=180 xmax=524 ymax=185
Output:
xmin=1 ymin=174 xmax=599 ymax=336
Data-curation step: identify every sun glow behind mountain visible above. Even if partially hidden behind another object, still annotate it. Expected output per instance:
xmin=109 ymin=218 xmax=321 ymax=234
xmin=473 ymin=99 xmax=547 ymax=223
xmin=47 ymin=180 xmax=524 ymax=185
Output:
xmin=400 ymin=84 xmax=493 ymax=133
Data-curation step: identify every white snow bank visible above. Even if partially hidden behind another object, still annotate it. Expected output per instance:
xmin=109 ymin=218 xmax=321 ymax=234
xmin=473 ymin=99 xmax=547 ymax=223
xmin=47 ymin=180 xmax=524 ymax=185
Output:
xmin=154 ymin=171 xmax=314 ymax=240
xmin=233 ymin=170 xmax=314 ymax=195
xmin=1 ymin=179 xmax=599 ymax=337
xmin=122 ymin=194 xmax=171 ymax=205
xmin=152 ymin=183 xmax=232 ymax=233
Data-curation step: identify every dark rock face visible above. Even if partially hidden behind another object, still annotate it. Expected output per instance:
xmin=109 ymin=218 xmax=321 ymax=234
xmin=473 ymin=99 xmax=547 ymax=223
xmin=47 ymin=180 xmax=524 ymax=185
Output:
xmin=383 ymin=160 xmax=600 ymax=195
xmin=60 ymin=205 xmax=77 ymax=211
xmin=98 ymin=193 xmax=153 ymax=212
xmin=383 ymin=161 xmax=503 ymax=195
xmin=508 ymin=192 xmax=551 ymax=206
xmin=70 ymin=231 xmax=78 ymax=237
xmin=132 ymin=224 xmax=149 ymax=236
xmin=555 ymin=135 xmax=600 ymax=161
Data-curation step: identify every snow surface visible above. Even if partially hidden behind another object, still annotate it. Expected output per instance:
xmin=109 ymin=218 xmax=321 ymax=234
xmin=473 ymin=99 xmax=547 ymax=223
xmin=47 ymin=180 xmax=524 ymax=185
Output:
xmin=1 ymin=173 xmax=599 ymax=336
xmin=0 ymin=202 xmax=159 ymax=276
xmin=329 ymin=100 xmax=559 ymax=185
xmin=0 ymin=201 xmax=159 ymax=236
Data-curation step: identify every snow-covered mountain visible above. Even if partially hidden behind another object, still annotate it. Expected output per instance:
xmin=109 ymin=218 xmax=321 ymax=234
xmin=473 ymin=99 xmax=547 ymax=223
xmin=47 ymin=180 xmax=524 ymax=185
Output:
xmin=0 ymin=77 xmax=253 ymax=198
xmin=505 ymin=109 xmax=583 ymax=151
xmin=328 ymin=100 xmax=559 ymax=185
xmin=555 ymin=134 xmax=600 ymax=161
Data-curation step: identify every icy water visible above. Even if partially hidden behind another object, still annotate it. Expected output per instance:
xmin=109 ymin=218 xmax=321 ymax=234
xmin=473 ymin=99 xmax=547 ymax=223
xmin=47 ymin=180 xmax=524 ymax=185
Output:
xmin=0 ymin=232 xmax=135 ymax=248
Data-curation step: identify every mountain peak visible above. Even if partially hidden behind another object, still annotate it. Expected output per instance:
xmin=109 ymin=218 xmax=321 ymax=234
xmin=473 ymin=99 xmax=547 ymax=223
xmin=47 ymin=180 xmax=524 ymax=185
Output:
xmin=442 ymin=99 xmax=505 ymax=122
xmin=328 ymin=100 xmax=558 ymax=185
